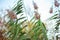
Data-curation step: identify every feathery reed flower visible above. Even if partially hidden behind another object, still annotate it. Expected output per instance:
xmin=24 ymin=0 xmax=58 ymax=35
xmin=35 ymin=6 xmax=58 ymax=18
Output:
xmin=33 ymin=1 xmax=38 ymax=9
xmin=49 ymin=7 xmax=53 ymax=13
xmin=6 ymin=9 xmax=17 ymax=20
xmin=34 ymin=11 xmax=40 ymax=19
xmin=54 ymin=0 xmax=59 ymax=7
xmin=0 ymin=17 xmax=3 ymax=27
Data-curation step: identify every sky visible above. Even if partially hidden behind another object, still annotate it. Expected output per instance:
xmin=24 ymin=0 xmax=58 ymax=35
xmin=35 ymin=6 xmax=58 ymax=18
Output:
xmin=23 ymin=0 xmax=54 ymax=21
xmin=0 ymin=0 xmax=54 ymax=21
xmin=0 ymin=0 xmax=16 ymax=9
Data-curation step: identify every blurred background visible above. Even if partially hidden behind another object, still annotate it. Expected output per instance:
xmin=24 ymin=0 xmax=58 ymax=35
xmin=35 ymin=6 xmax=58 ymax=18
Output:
xmin=0 ymin=0 xmax=60 ymax=40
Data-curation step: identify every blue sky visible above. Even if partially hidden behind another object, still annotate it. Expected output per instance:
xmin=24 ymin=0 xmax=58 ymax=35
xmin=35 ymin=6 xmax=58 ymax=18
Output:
xmin=0 ymin=0 xmax=54 ymax=21
xmin=0 ymin=0 xmax=16 ymax=9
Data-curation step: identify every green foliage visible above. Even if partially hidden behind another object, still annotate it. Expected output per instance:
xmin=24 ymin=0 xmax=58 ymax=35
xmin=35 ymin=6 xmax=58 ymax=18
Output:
xmin=48 ymin=13 xmax=60 ymax=30
xmin=28 ymin=19 xmax=48 ymax=40
xmin=5 ymin=0 xmax=48 ymax=40
xmin=13 ymin=0 xmax=23 ymax=15
xmin=6 ymin=0 xmax=27 ymax=40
